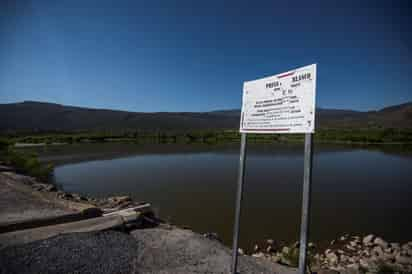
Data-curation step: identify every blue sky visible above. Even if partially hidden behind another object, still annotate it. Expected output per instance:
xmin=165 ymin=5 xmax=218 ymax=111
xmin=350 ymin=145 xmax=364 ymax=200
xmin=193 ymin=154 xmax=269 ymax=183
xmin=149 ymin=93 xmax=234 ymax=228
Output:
xmin=0 ymin=0 xmax=411 ymax=112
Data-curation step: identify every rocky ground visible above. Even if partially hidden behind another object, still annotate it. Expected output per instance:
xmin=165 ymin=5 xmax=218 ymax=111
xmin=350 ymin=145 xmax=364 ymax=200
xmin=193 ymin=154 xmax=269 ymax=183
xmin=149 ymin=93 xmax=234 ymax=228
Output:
xmin=251 ymin=234 xmax=412 ymax=273
xmin=315 ymin=234 xmax=412 ymax=273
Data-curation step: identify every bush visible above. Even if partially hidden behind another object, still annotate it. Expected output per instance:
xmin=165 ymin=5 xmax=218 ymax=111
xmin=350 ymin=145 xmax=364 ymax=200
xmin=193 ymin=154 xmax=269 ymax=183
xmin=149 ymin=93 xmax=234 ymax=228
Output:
xmin=0 ymin=148 xmax=53 ymax=181
xmin=0 ymin=138 xmax=12 ymax=151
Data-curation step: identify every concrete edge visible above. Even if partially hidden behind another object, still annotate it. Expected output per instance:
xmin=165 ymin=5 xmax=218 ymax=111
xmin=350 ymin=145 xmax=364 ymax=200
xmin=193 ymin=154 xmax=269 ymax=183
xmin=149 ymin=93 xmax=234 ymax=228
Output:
xmin=0 ymin=207 xmax=103 ymax=234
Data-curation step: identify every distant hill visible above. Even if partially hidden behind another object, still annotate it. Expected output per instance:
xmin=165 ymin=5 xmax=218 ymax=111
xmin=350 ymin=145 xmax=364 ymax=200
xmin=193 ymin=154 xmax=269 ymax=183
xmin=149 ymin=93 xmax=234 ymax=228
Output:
xmin=0 ymin=101 xmax=411 ymax=133
xmin=316 ymin=102 xmax=412 ymax=129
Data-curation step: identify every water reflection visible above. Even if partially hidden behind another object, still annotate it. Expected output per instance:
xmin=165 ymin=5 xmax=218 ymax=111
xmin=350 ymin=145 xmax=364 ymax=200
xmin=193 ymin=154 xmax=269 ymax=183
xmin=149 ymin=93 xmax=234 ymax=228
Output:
xmin=28 ymin=143 xmax=412 ymax=249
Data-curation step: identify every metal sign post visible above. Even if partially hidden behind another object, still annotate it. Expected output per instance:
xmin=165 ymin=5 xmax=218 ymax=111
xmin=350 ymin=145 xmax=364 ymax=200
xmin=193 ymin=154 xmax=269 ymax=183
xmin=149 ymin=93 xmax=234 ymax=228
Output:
xmin=231 ymin=133 xmax=247 ymax=274
xmin=298 ymin=133 xmax=314 ymax=274
xmin=232 ymin=64 xmax=316 ymax=274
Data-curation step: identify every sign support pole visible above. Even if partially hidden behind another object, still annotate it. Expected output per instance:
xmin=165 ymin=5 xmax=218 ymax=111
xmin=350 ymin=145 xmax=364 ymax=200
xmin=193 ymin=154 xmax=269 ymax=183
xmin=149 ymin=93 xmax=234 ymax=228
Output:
xmin=298 ymin=133 xmax=314 ymax=274
xmin=231 ymin=132 xmax=247 ymax=274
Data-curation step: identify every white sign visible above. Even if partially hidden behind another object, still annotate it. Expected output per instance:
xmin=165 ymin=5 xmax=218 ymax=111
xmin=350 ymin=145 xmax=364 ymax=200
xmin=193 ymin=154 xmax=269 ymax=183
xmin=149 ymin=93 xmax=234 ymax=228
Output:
xmin=240 ymin=64 xmax=316 ymax=134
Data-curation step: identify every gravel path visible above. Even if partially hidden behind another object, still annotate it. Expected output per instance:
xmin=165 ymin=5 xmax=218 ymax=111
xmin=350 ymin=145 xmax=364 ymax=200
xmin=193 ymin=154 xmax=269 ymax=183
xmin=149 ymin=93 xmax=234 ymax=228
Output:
xmin=0 ymin=231 xmax=139 ymax=274
xmin=0 ymin=228 xmax=296 ymax=274
xmin=131 ymin=226 xmax=296 ymax=274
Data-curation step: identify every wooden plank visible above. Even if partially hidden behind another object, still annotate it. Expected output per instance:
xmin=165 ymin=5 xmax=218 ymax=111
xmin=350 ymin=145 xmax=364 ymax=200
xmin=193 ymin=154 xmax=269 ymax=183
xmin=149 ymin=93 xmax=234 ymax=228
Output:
xmin=103 ymin=203 xmax=151 ymax=216
xmin=0 ymin=214 xmax=127 ymax=249
xmin=0 ymin=207 xmax=102 ymax=234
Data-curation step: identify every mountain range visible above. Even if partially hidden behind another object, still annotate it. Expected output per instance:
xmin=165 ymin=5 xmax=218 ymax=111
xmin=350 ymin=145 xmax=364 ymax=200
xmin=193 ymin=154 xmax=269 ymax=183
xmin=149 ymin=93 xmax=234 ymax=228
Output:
xmin=0 ymin=101 xmax=411 ymax=133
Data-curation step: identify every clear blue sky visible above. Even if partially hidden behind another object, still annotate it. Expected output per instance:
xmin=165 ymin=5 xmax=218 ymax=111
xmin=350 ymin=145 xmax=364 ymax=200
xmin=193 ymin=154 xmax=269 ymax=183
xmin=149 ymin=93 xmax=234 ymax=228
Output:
xmin=0 ymin=0 xmax=411 ymax=112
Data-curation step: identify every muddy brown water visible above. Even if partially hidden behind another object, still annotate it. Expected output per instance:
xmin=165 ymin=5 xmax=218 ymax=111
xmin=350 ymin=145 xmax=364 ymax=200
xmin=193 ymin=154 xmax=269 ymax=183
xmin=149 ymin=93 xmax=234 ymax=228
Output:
xmin=23 ymin=143 xmax=412 ymax=250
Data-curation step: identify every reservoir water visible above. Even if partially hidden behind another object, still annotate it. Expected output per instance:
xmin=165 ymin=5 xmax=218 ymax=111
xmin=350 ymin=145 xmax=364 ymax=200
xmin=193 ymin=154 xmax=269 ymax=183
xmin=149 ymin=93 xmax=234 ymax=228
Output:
xmin=29 ymin=143 xmax=412 ymax=249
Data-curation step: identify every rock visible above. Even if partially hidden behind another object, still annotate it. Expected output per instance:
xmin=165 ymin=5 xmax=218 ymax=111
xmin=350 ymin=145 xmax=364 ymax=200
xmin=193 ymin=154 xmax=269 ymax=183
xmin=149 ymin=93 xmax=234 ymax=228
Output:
xmin=72 ymin=193 xmax=81 ymax=200
xmin=391 ymin=242 xmax=400 ymax=249
xmin=373 ymin=237 xmax=388 ymax=249
xmin=107 ymin=196 xmax=132 ymax=207
xmin=372 ymin=246 xmax=384 ymax=257
xmin=203 ymin=232 xmax=221 ymax=242
xmin=340 ymin=254 xmax=348 ymax=263
xmin=381 ymin=252 xmax=395 ymax=261
xmin=326 ymin=252 xmax=338 ymax=264
xmin=402 ymin=243 xmax=411 ymax=251
xmin=308 ymin=242 xmax=315 ymax=248
xmin=359 ymin=258 xmax=369 ymax=269
xmin=346 ymin=263 xmax=360 ymax=274
xmin=58 ymin=192 xmax=73 ymax=199
xmin=340 ymin=235 xmax=347 ymax=241
xmin=271 ymin=255 xmax=281 ymax=262
xmin=349 ymin=240 xmax=358 ymax=247
xmin=363 ymin=234 xmax=374 ymax=246
xmin=370 ymin=254 xmax=379 ymax=264
xmin=44 ymin=184 xmax=57 ymax=192
xmin=251 ymin=252 xmax=264 ymax=258
xmin=282 ymin=246 xmax=290 ymax=254
xmin=346 ymin=244 xmax=356 ymax=251
xmin=396 ymin=254 xmax=412 ymax=265
xmin=115 ymin=196 xmax=132 ymax=203
xmin=253 ymin=244 xmax=259 ymax=252
xmin=337 ymin=249 xmax=344 ymax=255
xmin=56 ymin=190 xmax=64 ymax=196
xmin=325 ymin=248 xmax=332 ymax=254
xmin=279 ymin=254 xmax=292 ymax=266
xmin=266 ymin=246 xmax=275 ymax=253
xmin=329 ymin=266 xmax=344 ymax=272
xmin=266 ymin=239 xmax=274 ymax=245
xmin=238 ymin=248 xmax=244 ymax=255
xmin=32 ymin=183 xmax=46 ymax=191
xmin=362 ymin=234 xmax=375 ymax=246
xmin=117 ymin=201 xmax=132 ymax=209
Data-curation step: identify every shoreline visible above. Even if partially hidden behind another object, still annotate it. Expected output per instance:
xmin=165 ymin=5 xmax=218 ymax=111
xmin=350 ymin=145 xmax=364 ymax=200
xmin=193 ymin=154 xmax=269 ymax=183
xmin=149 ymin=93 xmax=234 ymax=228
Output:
xmin=13 ymin=140 xmax=412 ymax=148
xmin=251 ymin=235 xmax=412 ymax=273
xmin=0 ymin=166 xmax=296 ymax=273
xmin=1 ymin=165 xmax=412 ymax=273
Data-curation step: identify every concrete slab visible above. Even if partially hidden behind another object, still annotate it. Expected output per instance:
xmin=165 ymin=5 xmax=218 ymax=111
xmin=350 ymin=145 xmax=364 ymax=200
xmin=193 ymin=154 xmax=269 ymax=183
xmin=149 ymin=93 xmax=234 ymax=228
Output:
xmin=0 ymin=172 xmax=100 ymax=233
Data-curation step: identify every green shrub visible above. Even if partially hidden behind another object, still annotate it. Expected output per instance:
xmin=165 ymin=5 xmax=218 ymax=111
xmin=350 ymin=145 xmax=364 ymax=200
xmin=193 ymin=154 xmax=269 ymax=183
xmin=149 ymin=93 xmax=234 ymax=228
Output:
xmin=0 ymin=148 xmax=53 ymax=181
xmin=0 ymin=138 xmax=12 ymax=150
